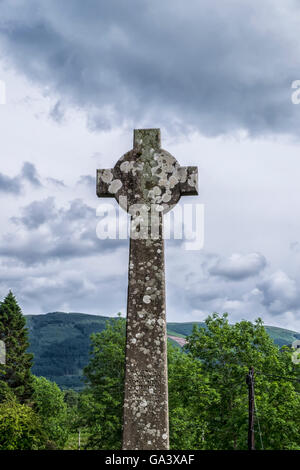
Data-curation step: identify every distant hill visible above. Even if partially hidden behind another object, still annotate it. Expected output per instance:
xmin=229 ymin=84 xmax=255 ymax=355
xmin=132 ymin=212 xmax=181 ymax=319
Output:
xmin=167 ymin=322 xmax=300 ymax=348
xmin=25 ymin=312 xmax=300 ymax=390
xmin=26 ymin=312 xmax=110 ymax=390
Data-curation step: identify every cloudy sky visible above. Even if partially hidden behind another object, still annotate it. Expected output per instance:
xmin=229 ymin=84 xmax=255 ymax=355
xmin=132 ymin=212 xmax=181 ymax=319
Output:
xmin=1 ymin=0 xmax=300 ymax=331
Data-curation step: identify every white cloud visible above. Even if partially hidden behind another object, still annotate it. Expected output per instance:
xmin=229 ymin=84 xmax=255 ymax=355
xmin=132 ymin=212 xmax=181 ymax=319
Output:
xmin=209 ymin=252 xmax=266 ymax=280
xmin=258 ymin=270 xmax=300 ymax=314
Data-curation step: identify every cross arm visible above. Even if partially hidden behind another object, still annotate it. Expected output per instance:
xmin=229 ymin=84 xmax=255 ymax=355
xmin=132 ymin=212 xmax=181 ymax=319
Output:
xmin=97 ymin=168 xmax=116 ymax=197
xmin=179 ymin=166 xmax=198 ymax=196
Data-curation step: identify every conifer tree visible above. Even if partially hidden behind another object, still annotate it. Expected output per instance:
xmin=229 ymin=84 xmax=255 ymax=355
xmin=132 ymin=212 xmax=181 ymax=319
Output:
xmin=0 ymin=291 xmax=33 ymax=403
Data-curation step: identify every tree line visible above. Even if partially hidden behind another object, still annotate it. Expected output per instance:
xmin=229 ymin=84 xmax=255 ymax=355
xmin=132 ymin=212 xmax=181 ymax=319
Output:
xmin=0 ymin=291 xmax=299 ymax=450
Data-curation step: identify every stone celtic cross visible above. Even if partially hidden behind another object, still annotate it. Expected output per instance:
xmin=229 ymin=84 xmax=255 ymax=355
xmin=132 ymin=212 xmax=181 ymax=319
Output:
xmin=97 ymin=129 xmax=198 ymax=450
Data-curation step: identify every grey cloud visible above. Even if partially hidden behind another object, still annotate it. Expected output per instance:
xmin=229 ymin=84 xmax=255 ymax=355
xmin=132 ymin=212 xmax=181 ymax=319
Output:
xmin=0 ymin=256 xmax=128 ymax=316
xmin=46 ymin=177 xmax=66 ymax=188
xmin=77 ymin=175 xmax=96 ymax=196
xmin=209 ymin=252 xmax=266 ymax=280
xmin=0 ymin=0 xmax=300 ymax=135
xmin=2 ymin=197 xmax=126 ymax=265
xmin=257 ymin=270 xmax=300 ymax=314
xmin=77 ymin=175 xmax=95 ymax=187
xmin=0 ymin=173 xmax=22 ymax=194
xmin=62 ymin=198 xmax=95 ymax=221
xmin=167 ymin=249 xmax=259 ymax=317
xmin=21 ymin=162 xmax=42 ymax=187
xmin=49 ymin=100 xmax=65 ymax=123
xmin=11 ymin=197 xmax=56 ymax=229
xmin=0 ymin=161 xmax=42 ymax=195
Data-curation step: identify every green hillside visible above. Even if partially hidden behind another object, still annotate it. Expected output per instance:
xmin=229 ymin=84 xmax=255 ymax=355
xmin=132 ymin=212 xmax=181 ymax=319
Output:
xmin=26 ymin=312 xmax=110 ymax=390
xmin=25 ymin=312 xmax=299 ymax=390
xmin=167 ymin=322 xmax=300 ymax=347
xmin=264 ymin=325 xmax=300 ymax=347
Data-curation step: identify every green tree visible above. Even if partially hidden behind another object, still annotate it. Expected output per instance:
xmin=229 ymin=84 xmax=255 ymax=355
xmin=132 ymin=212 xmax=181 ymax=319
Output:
xmin=168 ymin=344 xmax=219 ymax=449
xmin=63 ymin=389 xmax=82 ymax=449
xmin=83 ymin=315 xmax=126 ymax=449
xmin=186 ymin=313 xmax=300 ymax=450
xmin=64 ymin=389 xmax=79 ymax=408
xmin=0 ymin=291 xmax=33 ymax=403
xmin=0 ymin=394 xmax=45 ymax=450
xmin=32 ymin=376 xmax=69 ymax=449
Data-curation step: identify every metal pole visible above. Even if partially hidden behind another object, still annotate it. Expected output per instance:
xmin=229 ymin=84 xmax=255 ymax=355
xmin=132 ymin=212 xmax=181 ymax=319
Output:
xmin=246 ymin=366 xmax=255 ymax=450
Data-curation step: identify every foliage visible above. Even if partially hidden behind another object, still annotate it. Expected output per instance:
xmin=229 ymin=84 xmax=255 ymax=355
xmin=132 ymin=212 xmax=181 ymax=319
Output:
xmin=64 ymin=389 xmax=79 ymax=408
xmin=32 ymin=376 xmax=69 ymax=449
xmin=0 ymin=380 xmax=14 ymax=403
xmin=168 ymin=344 xmax=219 ymax=449
xmin=0 ymin=395 xmax=45 ymax=450
xmin=186 ymin=313 xmax=300 ymax=450
xmin=0 ymin=291 xmax=34 ymax=403
xmin=82 ymin=315 xmax=126 ymax=449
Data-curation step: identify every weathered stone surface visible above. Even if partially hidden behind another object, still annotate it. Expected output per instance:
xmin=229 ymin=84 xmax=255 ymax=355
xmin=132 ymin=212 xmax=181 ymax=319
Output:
xmin=123 ymin=221 xmax=168 ymax=450
xmin=97 ymin=129 xmax=198 ymax=214
xmin=97 ymin=128 xmax=198 ymax=450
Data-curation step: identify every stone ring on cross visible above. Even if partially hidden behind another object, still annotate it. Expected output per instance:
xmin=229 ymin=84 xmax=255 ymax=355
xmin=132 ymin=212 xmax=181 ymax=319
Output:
xmin=97 ymin=128 xmax=198 ymax=215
